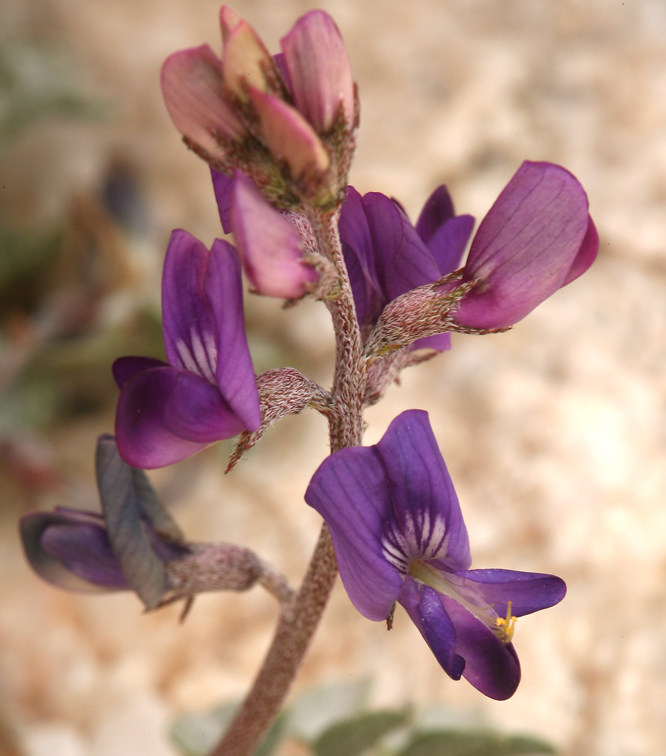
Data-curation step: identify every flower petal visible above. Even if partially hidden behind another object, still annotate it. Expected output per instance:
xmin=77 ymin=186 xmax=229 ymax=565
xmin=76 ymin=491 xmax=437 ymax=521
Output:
xmin=211 ymin=167 xmax=234 ymax=234
xmin=442 ymin=595 xmax=521 ymax=700
xmin=339 ymin=186 xmax=385 ymax=328
xmin=426 ymin=214 xmax=475 ymax=276
xmin=249 ymin=88 xmax=330 ymax=177
xmin=112 ymin=356 xmax=168 ymax=389
xmin=415 ymin=185 xmax=456 ymax=245
xmin=115 ymin=366 xmax=208 ymax=469
xmin=162 ymin=370 xmax=246 ymax=442
xmin=361 ymin=192 xmax=441 ymax=302
xmin=411 ymin=332 xmax=452 ymax=352
xmin=222 ymin=19 xmax=274 ymax=101
xmin=453 ymin=568 xmax=566 ymax=618
xmin=305 ymin=445 xmax=404 ymax=622
xmin=374 ymin=410 xmax=471 ymax=571
xmin=561 ymin=216 xmax=599 ymax=287
xmin=20 ymin=510 xmax=128 ymax=591
xmin=205 ymin=237 xmax=261 ymax=430
xmin=280 ymin=10 xmax=354 ymax=134
xmin=161 ymin=44 xmax=245 ymax=158
xmin=457 ymin=161 xmax=592 ymax=329
xmin=399 ymin=576 xmax=465 ymax=680
xmin=162 ymin=230 xmax=218 ymax=383
xmin=231 ymin=171 xmax=317 ymax=300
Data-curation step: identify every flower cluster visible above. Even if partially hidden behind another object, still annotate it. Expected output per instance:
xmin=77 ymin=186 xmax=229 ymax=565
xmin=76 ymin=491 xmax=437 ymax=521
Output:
xmin=21 ymin=3 xmax=599 ymax=715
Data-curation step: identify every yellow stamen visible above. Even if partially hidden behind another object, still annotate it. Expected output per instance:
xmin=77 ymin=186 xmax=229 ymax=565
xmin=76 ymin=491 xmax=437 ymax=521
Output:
xmin=495 ymin=600 xmax=517 ymax=644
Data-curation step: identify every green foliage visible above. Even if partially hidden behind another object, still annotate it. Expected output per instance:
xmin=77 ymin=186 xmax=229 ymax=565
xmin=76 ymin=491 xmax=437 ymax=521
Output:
xmin=170 ymin=681 xmax=558 ymax=756
xmin=0 ymin=41 xmax=103 ymax=141
xmin=313 ymin=709 xmax=410 ymax=756
xmin=398 ymin=731 xmax=556 ymax=756
xmin=170 ymin=703 xmax=285 ymax=756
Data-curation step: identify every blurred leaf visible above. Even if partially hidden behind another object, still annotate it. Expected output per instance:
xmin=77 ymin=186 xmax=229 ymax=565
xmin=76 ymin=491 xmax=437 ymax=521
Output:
xmin=170 ymin=702 xmax=285 ymax=756
xmin=0 ymin=41 xmax=103 ymax=141
xmin=397 ymin=730 xmax=556 ymax=756
xmin=287 ymin=678 xmax=371 ymax=742
xmin=313 ymin=709 xmax=411 ymax=756
xmin=0 ymin=228 xmax=62 ymax=297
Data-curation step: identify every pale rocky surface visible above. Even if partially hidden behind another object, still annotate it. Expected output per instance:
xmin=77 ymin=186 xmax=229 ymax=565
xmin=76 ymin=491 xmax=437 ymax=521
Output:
xmin=1 ymin=1 xmax=666 ymax=755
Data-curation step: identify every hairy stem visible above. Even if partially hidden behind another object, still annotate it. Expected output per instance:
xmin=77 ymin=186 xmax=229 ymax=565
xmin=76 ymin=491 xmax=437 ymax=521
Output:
xmin=208 ymin=207 xmax=365 ymax=756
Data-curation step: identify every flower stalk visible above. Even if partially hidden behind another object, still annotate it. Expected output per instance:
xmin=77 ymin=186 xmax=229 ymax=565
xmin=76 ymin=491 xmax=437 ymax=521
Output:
xmin=209 ymin=206 xmax=365 ymax=756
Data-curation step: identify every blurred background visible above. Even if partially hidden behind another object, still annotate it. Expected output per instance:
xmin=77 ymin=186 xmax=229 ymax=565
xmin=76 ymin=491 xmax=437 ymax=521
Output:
xmin=1 ymin=0 xmax=665 ymax=754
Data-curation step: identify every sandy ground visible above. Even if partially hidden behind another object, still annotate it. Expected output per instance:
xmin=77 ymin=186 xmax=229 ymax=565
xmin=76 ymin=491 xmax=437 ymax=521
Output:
xmin=2 ymin=0 xmax=666 ymax=755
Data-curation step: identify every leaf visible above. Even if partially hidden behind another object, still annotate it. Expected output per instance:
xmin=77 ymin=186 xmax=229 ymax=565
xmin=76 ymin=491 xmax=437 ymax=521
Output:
xmin=313 ymin=709 xmax=411 ymax=756
xmin=170 ymin=702 xmax=285 ymax=756
xmin=286 ymin=678 xmax=371 ymax=742
xmin=95 ymin=435 xmax=181 ymax=609
xmin=397 ymin=730 xmax=556 ymax=756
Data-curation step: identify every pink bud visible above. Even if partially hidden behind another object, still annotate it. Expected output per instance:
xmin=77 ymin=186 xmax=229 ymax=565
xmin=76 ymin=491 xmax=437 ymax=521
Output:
xmin=280 ymin=10 xmax=355 ymax=134
xmin=231 ymin=172 xmax=318 ymax=298
xmin=161 ymin=45 xmax=246 ymax=158
xmin=249 ymin=88 xmax=330 ymax=178
xmin=222 ymin=19 xmax=274 ymax=101
xmin=219 ymin=5 xmax=243 ymax=42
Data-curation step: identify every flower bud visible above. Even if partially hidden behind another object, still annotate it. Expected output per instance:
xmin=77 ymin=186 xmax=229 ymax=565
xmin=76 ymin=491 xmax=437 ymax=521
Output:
xmin=222 ymin=19 xmax=275 ymax=101
xmin=280 ymin=10 xmax=355 ymax=134
xmin=161 ymin=44 xmax=246 ymax=164
xmin=249 ymin=88 xmax=330 ymax=178
xmin=231 ymin=171 xmax=318 ymax=298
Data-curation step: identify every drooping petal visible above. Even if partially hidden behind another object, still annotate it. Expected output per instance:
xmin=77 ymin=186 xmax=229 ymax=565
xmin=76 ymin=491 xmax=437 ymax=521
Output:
xmin=206 ymin=238 xmax=261 ymax=430
xmin=20 ymin=510 xmax=128 ymax=592
xmin=280 ymin=10 xmax=354 ymax=134
xmin=305 ymin=445 xmax=404 ymax=622
xmin=162 ymin=230 xmax=218 ymax=383
xmin=162 ymin=370 xmax=247 ymax=442
xmin=441 ymin=595 xmax=521 ymax=700
xmin=561 ymin=216 xmax=598 ymax=287
xmin=161 ymin=44 xmax=245 ymax=159
xmin=115 ymin=366 xmax=208 ymax=469
xmin=452 ymin=568 xmax=566 ymax=618
xmin=374 ymin=410 xmax=471 ymax=571
xmin=231 ymin=171 xmax=317 ymax=299
xmin=249 ymin=88 xmax=330 ymax=177
xmin=399 ymin=576 xmax=465 ymax=680
xmin=456 ymin=161 xmax=592 ymax=329
xmin=415 ymin=185 xmax=456 ymax=245
xmin=112 ymin=356 xmax=168 ymax=389
xmin=211 ymin=167 xmax=234 ymax=234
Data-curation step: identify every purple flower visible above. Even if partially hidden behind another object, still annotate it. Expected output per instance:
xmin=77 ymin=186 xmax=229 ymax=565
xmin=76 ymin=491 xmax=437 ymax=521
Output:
xmin=20 ymin=507 xmax=186 ymax=596
xmin=452 ymin=161 xmax=598 ymax=329
xmin=339 ymin=185 xmax=474 ymax=350
xmin=114 ymin=229 xmax=260 ymax=469
xmin=305 ymin=410 xmax=566 ymax=700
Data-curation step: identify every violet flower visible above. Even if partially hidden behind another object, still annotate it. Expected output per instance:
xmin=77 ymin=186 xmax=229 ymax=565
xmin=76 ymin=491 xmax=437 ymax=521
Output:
xmin=339 ymin=185 xmax=474 ymax=350
xmin=20 ymin=507 xmax=186 ymax=597
xmin=451 ymin=161 xmax=598 ymax=329
xmin=114 ymin=229 xmax=260 ymax=469
xmin=305 ymin=410 xmax=566 ymax=700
